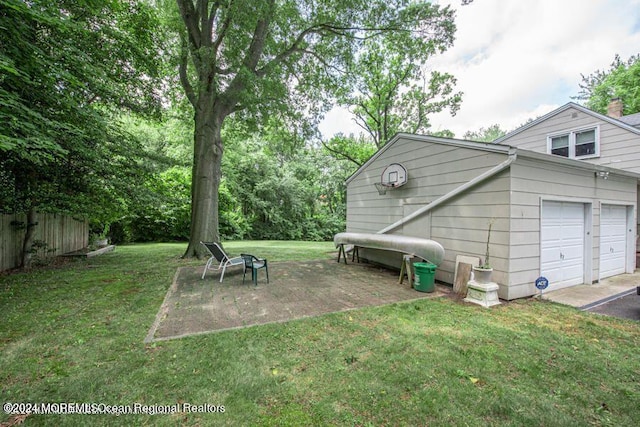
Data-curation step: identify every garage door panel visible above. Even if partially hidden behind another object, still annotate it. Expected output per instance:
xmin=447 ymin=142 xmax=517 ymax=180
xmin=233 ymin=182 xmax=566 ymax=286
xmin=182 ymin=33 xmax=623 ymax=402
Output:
xmin=543 ymin=265 xmax=562 ymax=284
xmin=603 ymin=240 xmax=626 ymax=253
xmin=541 ymin=201 xmax=585 ymax=291
xmin=600 ymin=258 xmax=622 ymax=275
xmin=562 ymin=243 xmax=583 ymax=260
xmin=541 ymin=247 xmax=561 ymax=263
xmin=611 ymin=241 xmax=626 ymax=252
xmin=600 ymin=204 xmax=628 ymax=279
xmin=561 ymin=265 xmax=583 ymax=284
xmin=542 ymin=201 xmax=562 ymax=217
xmin=563 ymin=203 xmax=584 ymax=217
xmin=562 ymin=225 xmax=583 ymax=240
xmin=601 ymin=228 xmax=626 ymax=243
xmin=602 ymin=205 xmax=626 ymax=219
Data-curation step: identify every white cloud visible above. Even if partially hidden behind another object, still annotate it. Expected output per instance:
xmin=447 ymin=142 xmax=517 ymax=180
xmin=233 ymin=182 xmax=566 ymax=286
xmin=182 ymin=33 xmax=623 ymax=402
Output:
xmin=320 ymin=0 xmax=640 ymax=139
xmin=318 ymin=106 xmax=362 ymax=138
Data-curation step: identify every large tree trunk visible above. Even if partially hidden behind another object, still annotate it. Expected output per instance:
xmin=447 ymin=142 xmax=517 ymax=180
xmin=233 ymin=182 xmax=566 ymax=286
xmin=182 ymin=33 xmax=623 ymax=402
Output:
xmin=176 ymin=1 xmax=272 ymax=258
xmin=182 ymin=104 xmax=224 ymax=259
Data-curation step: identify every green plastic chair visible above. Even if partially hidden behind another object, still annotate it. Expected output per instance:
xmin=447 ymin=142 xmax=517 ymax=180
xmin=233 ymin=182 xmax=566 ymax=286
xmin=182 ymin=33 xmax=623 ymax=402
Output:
xmin=241 ymin=253 xmax=269 ymax=285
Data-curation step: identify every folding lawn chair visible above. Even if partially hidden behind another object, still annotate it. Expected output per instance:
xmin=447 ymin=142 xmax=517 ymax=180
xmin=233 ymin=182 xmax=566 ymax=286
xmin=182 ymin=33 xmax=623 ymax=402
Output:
xmin=200 ymin=242 xmax=244 ymax=282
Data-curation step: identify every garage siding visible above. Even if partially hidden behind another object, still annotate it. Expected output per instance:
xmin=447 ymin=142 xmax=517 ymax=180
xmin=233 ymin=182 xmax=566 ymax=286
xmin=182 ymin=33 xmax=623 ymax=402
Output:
xmin=346 ymin=137 xmax=510 ymax=285
xmin=345 ymin=134 xmax=638 ymax=301
xmin=428 ymin=172 xmax=511 ymax=285
xmin=507 ymin=157 xmax=637 ymax=299
xmin=346 ymin=138 xmax=508 ymax=235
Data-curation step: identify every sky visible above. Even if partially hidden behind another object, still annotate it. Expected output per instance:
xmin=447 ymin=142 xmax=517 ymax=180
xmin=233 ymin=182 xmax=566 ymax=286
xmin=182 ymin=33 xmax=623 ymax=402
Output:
xmin=318 ymin=0 xmax=640 ymax=139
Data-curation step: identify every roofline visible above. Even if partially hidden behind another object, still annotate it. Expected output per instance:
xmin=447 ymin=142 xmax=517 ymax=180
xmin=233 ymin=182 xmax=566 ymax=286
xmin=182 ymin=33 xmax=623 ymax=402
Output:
xmin=345 ymin=133 xmax=512 ymax=185
xmin=345 ymin=131 xmax=640 ymax=185
xmin=517 ymin=148 xmax=640 ymax=179
xmin=494 ymin=102 xmax=640 ymax=144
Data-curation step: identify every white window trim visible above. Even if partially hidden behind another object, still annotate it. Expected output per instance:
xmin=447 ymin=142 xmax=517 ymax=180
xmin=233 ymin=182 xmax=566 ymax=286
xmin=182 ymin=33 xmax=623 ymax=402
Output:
xmin=546 ymin=125 xmax=600 ymax=159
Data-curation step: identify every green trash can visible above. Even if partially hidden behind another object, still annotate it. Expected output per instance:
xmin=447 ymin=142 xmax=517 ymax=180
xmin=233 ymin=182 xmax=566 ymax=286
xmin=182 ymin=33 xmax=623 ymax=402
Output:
xmin=413 ymin=262 xmax=436 ymax=293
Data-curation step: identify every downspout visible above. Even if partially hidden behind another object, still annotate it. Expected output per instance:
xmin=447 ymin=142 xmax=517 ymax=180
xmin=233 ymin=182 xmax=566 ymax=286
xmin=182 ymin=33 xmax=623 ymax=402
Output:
xmin=378 ymin=149 xmax=517 ymax=235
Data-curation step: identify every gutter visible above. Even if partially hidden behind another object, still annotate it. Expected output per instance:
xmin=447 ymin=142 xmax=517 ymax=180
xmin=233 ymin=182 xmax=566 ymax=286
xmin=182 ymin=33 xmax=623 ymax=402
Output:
xmin=377 ymin=149 xmax=517 ymax=234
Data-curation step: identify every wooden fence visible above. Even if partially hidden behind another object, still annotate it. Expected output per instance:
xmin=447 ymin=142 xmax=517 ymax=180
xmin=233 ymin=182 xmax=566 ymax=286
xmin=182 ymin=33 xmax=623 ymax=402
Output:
xmin=0 ymin=213 xmax=88 ymax=271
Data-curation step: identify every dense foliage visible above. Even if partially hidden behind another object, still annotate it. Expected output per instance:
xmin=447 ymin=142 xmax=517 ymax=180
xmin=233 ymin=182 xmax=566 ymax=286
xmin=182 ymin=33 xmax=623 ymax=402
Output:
xmin=1 ymin=0 xmax=461 ymax=259
xmin=463 ymin=124 xmax=507 ymax=142
xmin=344 ymin=24 xmax=462 ymax=148
xmin=0 ymin=0 xmax=164 ymax=265
xmin=172 ymin=0 xmax=461 ymax=257
xmin=110 ymin=115 xmax=351 ymax=244
xmin=576 ymin=54 xmax=640 ymax=115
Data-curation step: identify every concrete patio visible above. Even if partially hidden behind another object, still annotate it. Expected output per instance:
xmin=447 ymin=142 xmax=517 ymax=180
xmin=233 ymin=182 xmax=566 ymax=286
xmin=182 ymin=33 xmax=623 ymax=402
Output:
xmin=145 ymin=259 xmax=449 ymax=342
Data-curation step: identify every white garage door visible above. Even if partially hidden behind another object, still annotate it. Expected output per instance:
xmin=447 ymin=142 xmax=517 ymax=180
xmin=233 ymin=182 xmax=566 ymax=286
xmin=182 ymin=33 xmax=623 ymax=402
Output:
xmin=599 ymin=204 xmax=627 ymax=279
xmin=541 ymin=201 xmax=585 ymax=290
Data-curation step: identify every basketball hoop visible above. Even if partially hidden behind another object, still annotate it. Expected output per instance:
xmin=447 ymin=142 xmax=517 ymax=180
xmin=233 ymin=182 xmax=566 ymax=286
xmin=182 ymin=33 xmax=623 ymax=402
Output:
xmin=374 ymin=182 xmax=387 ymax=195
xmin=374 ymin=163 xmax=408 ymax=196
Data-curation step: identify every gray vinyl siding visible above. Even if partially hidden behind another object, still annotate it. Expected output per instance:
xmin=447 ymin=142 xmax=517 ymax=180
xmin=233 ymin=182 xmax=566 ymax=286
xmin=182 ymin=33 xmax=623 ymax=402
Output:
xmin=501 ymin=105 xmax=640 ymax=280
xmin=507 ymin=157 xmax=637 ymax=300
xmin=500 ymin=107 xmax=599 ymax=152
xmin=429 ymin=171 xmax=511 ymax=286
xmin=346 ymin=136 xmax=511 ymax=286
xmin=597 ymin=125 xmax=640 ymax=172
xmin=346 ymin=138 xmax=508 ymax=234
xmin=500 ymin=105 xmax=640 ymax=173
xmin=345 ymin=133 xmax=638 ymax=301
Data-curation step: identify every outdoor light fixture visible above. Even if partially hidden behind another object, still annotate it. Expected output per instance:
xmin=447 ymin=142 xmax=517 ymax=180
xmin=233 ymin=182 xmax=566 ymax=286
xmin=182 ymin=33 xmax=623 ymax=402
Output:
xmin=595 ymin=170 xmax=609 ymax=180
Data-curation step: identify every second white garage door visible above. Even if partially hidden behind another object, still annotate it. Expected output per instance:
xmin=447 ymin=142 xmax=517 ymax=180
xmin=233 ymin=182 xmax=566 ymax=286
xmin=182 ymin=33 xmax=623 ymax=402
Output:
xmin=599 ymin=204 xmax=628 ymax=280
xmin=541 ymin=201 xmax=585 ymax=290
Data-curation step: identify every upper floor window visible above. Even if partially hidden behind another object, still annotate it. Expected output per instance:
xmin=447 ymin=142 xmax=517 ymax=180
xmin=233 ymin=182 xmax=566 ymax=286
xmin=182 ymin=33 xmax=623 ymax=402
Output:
xmin=547 ymin=127 xmax=599 ymax=159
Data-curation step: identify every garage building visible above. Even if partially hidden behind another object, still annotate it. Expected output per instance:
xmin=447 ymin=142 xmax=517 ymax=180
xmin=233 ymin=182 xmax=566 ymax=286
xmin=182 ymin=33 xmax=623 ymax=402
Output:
xmin=346 ymin=132 xmax=638 ymax=300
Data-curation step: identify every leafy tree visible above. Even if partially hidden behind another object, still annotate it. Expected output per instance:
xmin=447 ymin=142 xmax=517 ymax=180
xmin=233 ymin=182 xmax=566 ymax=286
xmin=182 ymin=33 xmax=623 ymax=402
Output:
xmin=321 ymin=134 xmax=377 ymax=168
xmin=0 ymin=0 xmax=163 ymax=266
xmin=108 ymin=109 xmax=203 ymax=244
xmin=324 ymin=4 xmax=461 ymax=165
xmin=463 ymin=124 xmax=506 ymax=142
xmin=223 ymin=130 xmax=349 ymax=241
xmin=124 ymin=166 xmax=192 ymax=242
xmin=429 ymin=129 xmax=456 ymax=138
xmin=173 ymin=0 xmax=460 ymax=257
xmin=576 ymin=54 xmax=640 ymax=115
xmin=346 ymin=44 xmax=462 ymax=148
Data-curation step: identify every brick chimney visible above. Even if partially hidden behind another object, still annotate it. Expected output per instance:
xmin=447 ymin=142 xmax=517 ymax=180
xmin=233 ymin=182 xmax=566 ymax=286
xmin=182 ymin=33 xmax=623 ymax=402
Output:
xmin=607 ymin=98 xmax=624 ymax=118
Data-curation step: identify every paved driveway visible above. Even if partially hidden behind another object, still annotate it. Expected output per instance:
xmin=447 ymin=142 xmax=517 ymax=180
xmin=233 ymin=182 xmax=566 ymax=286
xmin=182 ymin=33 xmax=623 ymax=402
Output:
xmin=586 ymin=291 xmax=640 ymax=321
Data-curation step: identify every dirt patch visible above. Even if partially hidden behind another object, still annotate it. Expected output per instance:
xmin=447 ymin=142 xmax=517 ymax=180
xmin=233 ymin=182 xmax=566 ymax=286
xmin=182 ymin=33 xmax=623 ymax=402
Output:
xmin=145 ymin=259 xmax=450 ymax=342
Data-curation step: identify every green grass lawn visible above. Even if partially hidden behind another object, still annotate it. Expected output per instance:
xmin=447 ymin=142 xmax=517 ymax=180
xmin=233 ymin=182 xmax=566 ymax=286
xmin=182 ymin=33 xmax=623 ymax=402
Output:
xmin=1 ymin=242 xmax=639 ymax=426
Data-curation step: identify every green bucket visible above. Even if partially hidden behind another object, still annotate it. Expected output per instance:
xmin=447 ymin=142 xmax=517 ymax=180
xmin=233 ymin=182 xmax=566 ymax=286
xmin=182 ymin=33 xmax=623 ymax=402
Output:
xmin=413 ymin=262 xmax=436 ymax=293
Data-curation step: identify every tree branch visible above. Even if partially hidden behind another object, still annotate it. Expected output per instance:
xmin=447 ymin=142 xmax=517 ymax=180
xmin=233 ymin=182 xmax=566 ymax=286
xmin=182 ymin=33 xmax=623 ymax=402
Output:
xmin=218 ymin=1 xmax=274 ymax=115
xmin=176 ymin=0 xmax=202 ymax=50
xmin=199 ymin=0 xmax=211 ymax=46
xmin=242 ymin=1 xmax=274 ymax=70
xmin=209 ymin=1 xmax=231 ymax=56
xmin=320 ymin=140 xmax=363 ymax=167
xmin=256 ymin=21 xmax=402 ymax=77
xmin=178 ymin=35 xmax=197 ymax=107
xmin=352 ymin=107 xmax=378 ymax=143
